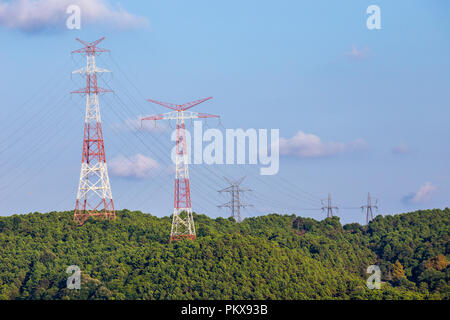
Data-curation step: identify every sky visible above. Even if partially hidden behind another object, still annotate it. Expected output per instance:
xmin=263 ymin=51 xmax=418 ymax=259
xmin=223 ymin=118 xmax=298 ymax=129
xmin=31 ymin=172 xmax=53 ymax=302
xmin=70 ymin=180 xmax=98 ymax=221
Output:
xmin=0 ymin=0 xmax=449 ymax=225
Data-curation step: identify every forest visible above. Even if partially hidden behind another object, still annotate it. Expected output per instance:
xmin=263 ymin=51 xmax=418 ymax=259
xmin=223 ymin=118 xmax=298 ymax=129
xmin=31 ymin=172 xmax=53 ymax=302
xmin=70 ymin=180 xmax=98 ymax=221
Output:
xmin=0 ymin=208 xmax=448 ymax=300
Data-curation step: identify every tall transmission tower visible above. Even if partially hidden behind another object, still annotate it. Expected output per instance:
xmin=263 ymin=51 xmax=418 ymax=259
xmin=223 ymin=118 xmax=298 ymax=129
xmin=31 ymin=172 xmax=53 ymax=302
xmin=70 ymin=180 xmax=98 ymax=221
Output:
xmin=71 ymin=37 xmax=115 ymax=225
xmin=361 ymin=192 xmax=378 ymax=224
xmin=218 ymin=176 xmax=252 ymax=222
xmin=321 ymin=193 xmax=338 ymax=218
xmin=142 ymin=97 xmax=219 ymax=242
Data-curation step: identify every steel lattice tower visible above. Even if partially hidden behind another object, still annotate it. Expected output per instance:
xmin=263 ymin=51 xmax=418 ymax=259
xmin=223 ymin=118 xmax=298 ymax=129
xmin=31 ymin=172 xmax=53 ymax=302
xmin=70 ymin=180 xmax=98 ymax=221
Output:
xmin=71 ymin=37 xmax=115 ymax=225
xmin=321 ymin=193 xmax=338 ymax=218
xmin=218 ymin=176 xmax=252 ymax=222
xmin=361 ymin=192 xmax=378 ymax=224
xmin=142 ymin=97 xmax=218 ymax=242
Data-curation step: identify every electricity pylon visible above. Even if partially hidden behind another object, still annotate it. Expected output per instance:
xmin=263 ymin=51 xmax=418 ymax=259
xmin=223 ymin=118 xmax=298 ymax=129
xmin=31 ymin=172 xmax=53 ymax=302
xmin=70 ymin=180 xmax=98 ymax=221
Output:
xmin=142 ymin=97 xmax=219 ymax=242
xmin=361 ymin=192 xmax=378 ymax=224
xmin=71 ymin=37 xmax=115 ymax=225
xmin=218 ymin=176 xmax=252 ymax=222
xmin=321 ymin=193 xmax=338 ymax=218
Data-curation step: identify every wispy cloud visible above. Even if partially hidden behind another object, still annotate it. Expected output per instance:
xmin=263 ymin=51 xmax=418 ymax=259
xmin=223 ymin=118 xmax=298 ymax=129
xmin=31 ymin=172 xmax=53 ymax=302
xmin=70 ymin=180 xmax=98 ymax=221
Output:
xmin=109 ymin=153 xmax=159 ymax=179
xmin=350 ymin=138 xmax=369 ymax=151
xmin=402 ymin=182 xmax=437 ymax=204
xmin=111 ymin=115 xmax=169 ymax=133
xmin=0 ymin=0 xmax=149 ymax=33
xmin=392 ymin=144 xmax=410 ymax=155
xmin=278 ymin=130 xmax=367 ymax=158
xmin=347 ymin=45 xmax=370 ymax=60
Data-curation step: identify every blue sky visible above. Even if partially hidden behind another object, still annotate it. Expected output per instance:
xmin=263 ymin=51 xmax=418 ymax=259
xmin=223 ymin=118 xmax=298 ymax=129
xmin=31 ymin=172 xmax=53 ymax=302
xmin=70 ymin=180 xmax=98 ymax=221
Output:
xmin=0 ymin=0 xmax=449 ymax=224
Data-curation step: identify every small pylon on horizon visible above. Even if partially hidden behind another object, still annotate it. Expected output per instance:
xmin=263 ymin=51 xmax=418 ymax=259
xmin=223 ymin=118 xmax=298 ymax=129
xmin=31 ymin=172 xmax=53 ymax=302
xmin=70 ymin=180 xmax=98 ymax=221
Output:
xmin=218 ymin=176 xmax=252 ymax=222
xmin=361 ymin=192 xmax=378 ymax=224
xmin=321 ymin=193 xmax=338 ymax=218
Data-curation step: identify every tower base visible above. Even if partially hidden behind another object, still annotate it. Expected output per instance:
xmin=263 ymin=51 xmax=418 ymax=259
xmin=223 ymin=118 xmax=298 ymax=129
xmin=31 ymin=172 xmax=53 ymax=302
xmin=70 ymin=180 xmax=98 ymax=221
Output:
xmin=74 ymin=199 xmax=115 ymax=225
xmin=169 ymin=234 xmax=196 ymax=243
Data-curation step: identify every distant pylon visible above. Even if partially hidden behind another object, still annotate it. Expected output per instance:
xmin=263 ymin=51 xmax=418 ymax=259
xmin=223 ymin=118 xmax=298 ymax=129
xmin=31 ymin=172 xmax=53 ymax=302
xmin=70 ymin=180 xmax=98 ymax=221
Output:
xmin=142 ymin=97 xmax=219 ymax=242
xmin=361 ymin=192 xmax=378 ymax=224
xmin=321 ymin=193 xmax=338 ymax=218
xmin=71 ymin=37 xmax=115 ymax=225
xmin=218 ymin=176 xmax=252 ymax=222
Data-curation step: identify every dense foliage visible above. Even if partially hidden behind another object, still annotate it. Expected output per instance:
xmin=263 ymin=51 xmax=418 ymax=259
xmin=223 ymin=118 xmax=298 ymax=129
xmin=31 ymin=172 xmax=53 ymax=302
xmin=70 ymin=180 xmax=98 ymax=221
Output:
xmin=0 ymin=208 xmax=448 ymax=300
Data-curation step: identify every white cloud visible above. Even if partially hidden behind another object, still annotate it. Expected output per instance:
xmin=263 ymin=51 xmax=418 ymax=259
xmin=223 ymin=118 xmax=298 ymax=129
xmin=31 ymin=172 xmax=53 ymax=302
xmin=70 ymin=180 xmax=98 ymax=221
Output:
xmin=109 ymin=153 xmax=159 ymax=179
xmin=412 ymin=182 xmax=437 ymax=203
xmin=0 ymin=0 xmax=149 ymax=33
xmin=278 ymin=130 xmax=367 ymax=158
xmin=403 ymin=182 xmax=437 ymax=204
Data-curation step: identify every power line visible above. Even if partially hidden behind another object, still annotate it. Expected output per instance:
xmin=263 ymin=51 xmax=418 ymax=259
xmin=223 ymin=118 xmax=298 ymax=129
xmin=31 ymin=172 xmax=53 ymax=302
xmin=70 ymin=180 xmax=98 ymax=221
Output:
xmin=103 ymin=53 xmax=324 ymax=210
xmin=95 ymin=53 xmax=342 ymax=221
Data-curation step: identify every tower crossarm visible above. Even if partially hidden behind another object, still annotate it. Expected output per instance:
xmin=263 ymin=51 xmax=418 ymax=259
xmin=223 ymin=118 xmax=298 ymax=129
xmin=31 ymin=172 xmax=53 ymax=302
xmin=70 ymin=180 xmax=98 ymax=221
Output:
xmin=71 ymin=87 xmax=113 ymax=95
xmin=72 ymin=47 xmax=109 ymax=55
xmin=196 ymin=112 xmax=219 ymax=119
xmin=321 ymin=206 xmax=339 ymax=210
xmin=217 ymin=202 xmax=232 ymax=208
xmin=141 ymin=113 xmax=166 ymax=122
xmin=218 ymin=186 xmax=234 ymax=193
xmin=218 ymin=186 xmax=251 ymax=193
xmin=72 ymin=37 xmax=109 ymax=55
xmin=76 ymin=37 xmax=105 ymax=48
xmin=238 ymin=203 xmax=253 ymax=208
xmin=180 ymin=97 xmax=213 ymax=111
xmin=142 ymin=111 xmax=219 ymax=122
xmin=218 ymin=202 xmax=253 ymax=208
xmin=72 ymin=66 xmax=111 ymax=75
xmin=147 ymin=96 xmax=213 ymax=111
xmin=146 ymin=99 xmax=180 ymax=111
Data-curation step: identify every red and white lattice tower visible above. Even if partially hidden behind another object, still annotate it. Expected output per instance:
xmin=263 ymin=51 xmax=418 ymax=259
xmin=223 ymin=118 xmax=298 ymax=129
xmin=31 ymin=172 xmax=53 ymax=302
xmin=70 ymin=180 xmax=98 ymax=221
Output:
xmin=142 ymin=97 xmax=218 ymax=242
xmin=71 ymin=37 xmax=115 ymax=225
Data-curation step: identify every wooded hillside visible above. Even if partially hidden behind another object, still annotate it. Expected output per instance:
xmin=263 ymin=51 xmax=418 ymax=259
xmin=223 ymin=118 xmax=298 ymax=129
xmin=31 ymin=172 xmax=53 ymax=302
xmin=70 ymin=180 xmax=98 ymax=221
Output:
xmin=0 ymin=208 xmax=448 ymax=299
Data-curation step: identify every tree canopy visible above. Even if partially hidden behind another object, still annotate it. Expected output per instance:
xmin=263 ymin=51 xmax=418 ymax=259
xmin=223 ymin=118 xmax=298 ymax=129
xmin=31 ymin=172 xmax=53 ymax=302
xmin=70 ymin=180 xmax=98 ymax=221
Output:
xmin=0 ymin=208 xmax=448 ymax=300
